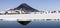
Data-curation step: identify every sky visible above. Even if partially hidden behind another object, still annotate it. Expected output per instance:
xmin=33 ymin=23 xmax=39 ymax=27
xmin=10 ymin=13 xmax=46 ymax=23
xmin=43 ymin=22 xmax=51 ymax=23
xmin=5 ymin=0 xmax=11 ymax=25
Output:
xmin=0 ymin=0 xmax=60 ymax=11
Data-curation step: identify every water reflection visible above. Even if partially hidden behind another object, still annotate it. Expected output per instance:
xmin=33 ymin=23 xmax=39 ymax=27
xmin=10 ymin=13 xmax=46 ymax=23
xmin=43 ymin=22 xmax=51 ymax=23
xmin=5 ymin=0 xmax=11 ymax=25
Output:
xmin=0 ymin=21 xmax=60 ymax=28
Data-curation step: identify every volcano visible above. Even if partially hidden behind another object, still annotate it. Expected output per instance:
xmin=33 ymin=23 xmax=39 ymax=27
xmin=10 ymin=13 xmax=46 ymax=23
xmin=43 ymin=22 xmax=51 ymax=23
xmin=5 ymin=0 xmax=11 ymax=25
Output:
xmin=13 ymin=3 xmax=39 ymax=12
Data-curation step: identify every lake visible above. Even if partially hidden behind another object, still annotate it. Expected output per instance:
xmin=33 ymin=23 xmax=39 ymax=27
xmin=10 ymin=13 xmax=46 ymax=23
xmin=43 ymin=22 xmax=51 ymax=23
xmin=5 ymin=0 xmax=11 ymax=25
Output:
xmin=0 ymin=21 xmax=60 ymax=28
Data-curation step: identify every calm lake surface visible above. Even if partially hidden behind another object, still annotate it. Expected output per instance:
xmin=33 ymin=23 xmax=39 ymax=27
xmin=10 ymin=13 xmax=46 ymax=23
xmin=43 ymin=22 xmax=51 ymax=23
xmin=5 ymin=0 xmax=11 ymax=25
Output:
xmin=0 ymin=21 xmax=60 ymax=28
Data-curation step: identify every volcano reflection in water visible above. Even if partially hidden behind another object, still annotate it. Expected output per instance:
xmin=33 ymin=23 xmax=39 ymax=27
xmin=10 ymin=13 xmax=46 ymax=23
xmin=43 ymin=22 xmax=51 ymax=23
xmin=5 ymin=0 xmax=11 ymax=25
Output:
xmin=0 ymin=21 xmax=60 ymax=28
xmin=17 ymin=21 xmax=31 ymax=25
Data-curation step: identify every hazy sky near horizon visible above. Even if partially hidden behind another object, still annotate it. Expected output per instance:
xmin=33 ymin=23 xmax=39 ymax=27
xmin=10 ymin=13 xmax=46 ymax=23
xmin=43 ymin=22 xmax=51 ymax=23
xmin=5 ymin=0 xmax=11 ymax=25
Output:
xmin=0 ymin=0 xmax=60 ymax=11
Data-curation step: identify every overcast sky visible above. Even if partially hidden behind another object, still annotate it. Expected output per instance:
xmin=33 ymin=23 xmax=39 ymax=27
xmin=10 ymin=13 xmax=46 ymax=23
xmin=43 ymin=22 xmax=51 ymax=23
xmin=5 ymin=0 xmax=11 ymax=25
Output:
xmin=0 ymin=0 xmax=60 ymax=11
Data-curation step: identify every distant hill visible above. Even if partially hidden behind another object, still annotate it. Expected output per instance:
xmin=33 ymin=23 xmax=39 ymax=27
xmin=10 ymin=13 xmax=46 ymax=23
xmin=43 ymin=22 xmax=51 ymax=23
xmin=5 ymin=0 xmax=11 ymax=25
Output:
xmin=13 ymin=3 xmax=39 ymax=12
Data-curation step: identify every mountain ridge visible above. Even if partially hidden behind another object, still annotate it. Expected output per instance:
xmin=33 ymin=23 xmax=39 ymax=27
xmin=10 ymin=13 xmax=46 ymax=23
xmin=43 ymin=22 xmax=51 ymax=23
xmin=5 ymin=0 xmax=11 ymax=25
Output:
xmin=13 ymin=3 xmax=39 ymax=12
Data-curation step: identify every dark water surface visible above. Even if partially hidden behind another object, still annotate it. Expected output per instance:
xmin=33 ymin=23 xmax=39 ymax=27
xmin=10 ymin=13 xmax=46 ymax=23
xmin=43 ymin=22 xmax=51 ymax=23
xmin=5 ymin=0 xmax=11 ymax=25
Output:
xmin=0 ymin=21 xmax=60 ymax=28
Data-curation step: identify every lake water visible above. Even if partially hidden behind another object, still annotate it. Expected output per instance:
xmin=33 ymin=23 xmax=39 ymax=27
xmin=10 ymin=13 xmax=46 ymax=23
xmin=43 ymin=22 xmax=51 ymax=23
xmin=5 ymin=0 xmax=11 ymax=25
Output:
xmin=0 ymin=21 xmax=60 ymax=28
